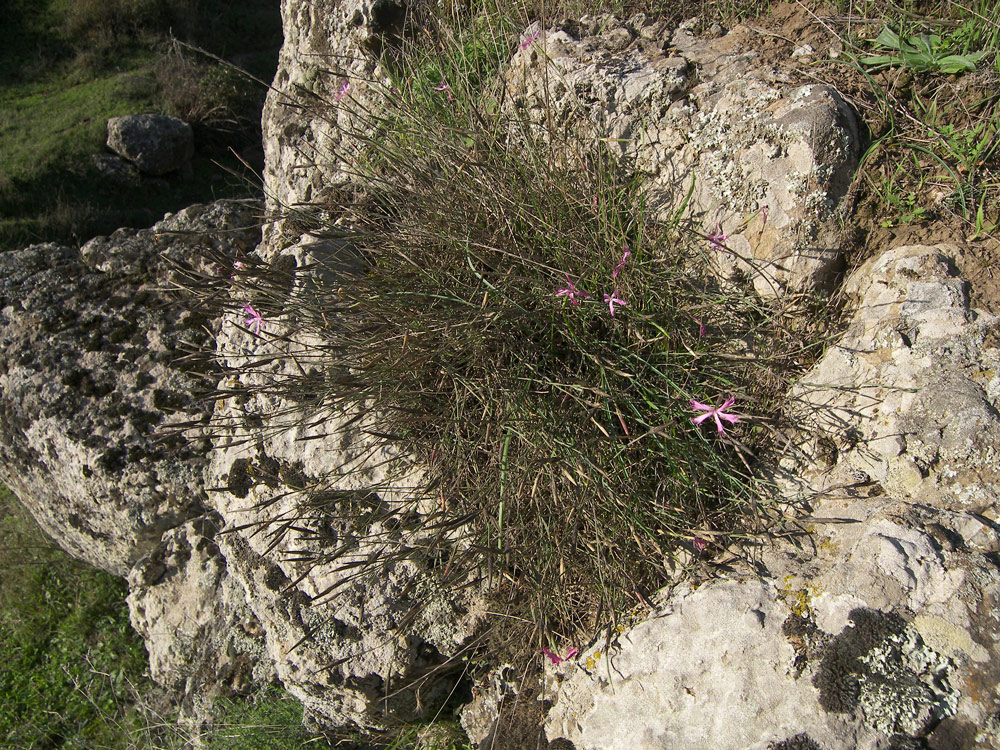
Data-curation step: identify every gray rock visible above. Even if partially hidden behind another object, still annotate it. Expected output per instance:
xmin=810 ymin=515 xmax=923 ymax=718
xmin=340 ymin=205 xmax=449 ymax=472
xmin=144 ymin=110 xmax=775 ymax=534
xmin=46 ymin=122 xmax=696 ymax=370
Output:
xmin=205 ymin=231 xmax=487 ymax=730
xmin=0 ymin=200 xmax=262 ymax=719
xmin=504 ymin=16 xmax=860 ymax=296
xmin=107 ymin=114 xmax=194 ymax=176
xmin=92 ymin=152 xmax=140 ymax=187
xmin=261 ymin=0 xmax=411 ymax=249
xmin=543 ymin=244 xmax=1000 ymax=749
xmin=126 ymin=516 xmax=272 ymax=708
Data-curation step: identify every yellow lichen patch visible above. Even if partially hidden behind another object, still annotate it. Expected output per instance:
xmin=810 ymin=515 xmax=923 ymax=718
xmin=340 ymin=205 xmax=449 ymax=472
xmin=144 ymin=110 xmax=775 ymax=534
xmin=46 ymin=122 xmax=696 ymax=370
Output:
xmin=584 ymin=649 xmax=603 ymax=671
xmin=779 ymin=576 xmax=815 ymax=617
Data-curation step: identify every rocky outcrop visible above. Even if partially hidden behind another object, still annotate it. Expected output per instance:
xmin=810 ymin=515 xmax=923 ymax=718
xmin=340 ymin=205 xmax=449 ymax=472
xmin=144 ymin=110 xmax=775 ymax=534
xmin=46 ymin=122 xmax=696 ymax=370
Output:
xmin=5 ymin=1 xmax=998 ymax=747
xmin=205 ymin=230 xmax=486 ymax=729
xmin=260 ymin=0 xmax=407 ymax=247
xmin=0 ymin=200 xmax=267 ymax=716
xmin=542 ymin=244 xmax=1000 ymax=749
xmin=0 ymin=201 xmax=254 ymax=575
xmin=505 ymin=14 xmax=860 ymax=296
xmin=106 ymin=114 xmax=195 ymax=176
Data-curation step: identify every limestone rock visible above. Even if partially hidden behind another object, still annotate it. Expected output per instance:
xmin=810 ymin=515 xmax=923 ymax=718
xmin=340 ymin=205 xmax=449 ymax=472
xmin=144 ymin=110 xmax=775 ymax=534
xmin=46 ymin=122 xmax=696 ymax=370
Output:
xmin=0 ymin=200 xmax=257 ymax=575
xmin=92 ymin=152 xmax=141 ymax=187
xmin=106 ymin=114 xmax=195 ymax=176
xmin=261 ymin=0 xmax=410 ymax=247
xmin=205 ymin=231 xmax=487 ymax=729
xmin=126 ymin=517 xmax=272 ymax=706
xmin=0 ymin=199 xmax=265 ymax=719
xmin=543 ymin=243 xmax=1000 ymax=749
xmin=505 ymin=15 xmax=860 ymax=296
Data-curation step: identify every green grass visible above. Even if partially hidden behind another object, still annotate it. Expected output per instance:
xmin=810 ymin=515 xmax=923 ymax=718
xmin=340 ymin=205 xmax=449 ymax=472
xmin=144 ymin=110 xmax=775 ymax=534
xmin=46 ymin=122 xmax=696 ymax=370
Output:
xmin=0 ymin=484 xmax=154 ymax=749
xmin=0 ymin=0 xmax=279 ymax=253
xmin=827 ymin=0 xmax=1000 ymax=232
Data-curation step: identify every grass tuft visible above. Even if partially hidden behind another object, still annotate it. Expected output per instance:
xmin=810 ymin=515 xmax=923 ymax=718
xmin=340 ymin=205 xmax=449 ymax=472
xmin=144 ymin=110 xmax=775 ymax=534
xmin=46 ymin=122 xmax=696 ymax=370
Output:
xmin=186 ymin=1 xmax=828 ymax=661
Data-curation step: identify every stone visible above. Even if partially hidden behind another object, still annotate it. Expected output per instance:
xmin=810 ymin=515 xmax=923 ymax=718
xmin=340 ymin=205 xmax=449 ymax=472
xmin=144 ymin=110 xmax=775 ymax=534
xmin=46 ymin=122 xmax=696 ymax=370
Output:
xmin=260 ymin=0 xmax=411 ymax=249
xmin=92 ymin=152 xmax=140 ymax=187
xmin=0 ymin=200 xmax=263 ymax=721
xmin=543 ymin=243 xmax=1000 ymax=749
xmin=107 ymin=114 xmax=195 ymax=176
xmin=126 ymin=516 xmax=272 ymax=709
xmin=504 ymin=15 xmax=860 ymax=296
xmin=204 ymin=230 xmax=488 ymax=729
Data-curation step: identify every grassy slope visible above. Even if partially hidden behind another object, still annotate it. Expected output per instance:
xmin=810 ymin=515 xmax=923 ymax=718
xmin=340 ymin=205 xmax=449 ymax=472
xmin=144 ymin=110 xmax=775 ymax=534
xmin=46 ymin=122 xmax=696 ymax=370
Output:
xmin=0 ymin=0 xmax=278 ymax=251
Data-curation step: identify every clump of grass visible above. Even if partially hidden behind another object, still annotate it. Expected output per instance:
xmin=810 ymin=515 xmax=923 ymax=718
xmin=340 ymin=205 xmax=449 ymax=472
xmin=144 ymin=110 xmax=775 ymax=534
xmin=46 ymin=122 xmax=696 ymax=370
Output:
xmin=198 ymin=1 xmax=823 ymax=659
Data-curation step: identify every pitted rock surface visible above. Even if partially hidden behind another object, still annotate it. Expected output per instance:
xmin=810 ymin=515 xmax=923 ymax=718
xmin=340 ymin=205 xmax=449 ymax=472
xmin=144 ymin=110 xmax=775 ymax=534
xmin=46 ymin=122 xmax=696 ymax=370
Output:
xmin=205 ymin=231 xmax=486 ymax=729
xmin=126 ymin=516 xmax=271 ymax=711
xmin=542 ymin=244 xmax=1000 ymax=749
xmin=261 ymin=0 xmax=411 ymax=249
xmin=505 ymin=15 xmax=860 ymax=296
xmin=0 ymin=199 xmax=263 ymax=719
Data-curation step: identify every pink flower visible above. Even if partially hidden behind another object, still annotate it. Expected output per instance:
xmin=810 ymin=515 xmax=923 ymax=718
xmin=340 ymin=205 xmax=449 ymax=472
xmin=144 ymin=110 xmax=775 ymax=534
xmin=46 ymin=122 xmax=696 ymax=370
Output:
xmin=706 ymin=223 xmax=728 ymax=249
xmin=520 ymin=30 xmax=540 ymax=50
xmin=243 ymin=303 xmax=265 ymax=336
xmin=543 ymin=647 xmax=579 ymax=665
xmin=556 ymin=273 xmax=590 ymax=306
xmin=698 ymin=320 xmax=706 ymax=338
xmin=335 ymin=80 xmax=349 ymax=102
xmin=760 ymin=205 xmax=769 ymax=227
xmin=433 ymin=81 xmax=453 ymax=102
xmin=603 ymin=291 xmax=627 ymax=316
xmin=611 ymin=249 xmax=631 ymax=279
xmin=689 ymin=396 xmax=740 ymax=435
xmin=693 ymin=536 xmax=708 ymax=553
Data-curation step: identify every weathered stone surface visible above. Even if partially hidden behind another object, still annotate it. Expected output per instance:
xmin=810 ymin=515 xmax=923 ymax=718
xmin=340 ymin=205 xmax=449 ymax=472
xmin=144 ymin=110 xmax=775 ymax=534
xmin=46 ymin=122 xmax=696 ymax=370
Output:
xmin=505 ymin=15 xmax=860 ymax=296
xmin=543 ymin=244 xmax=1000 ymax=749
xmin=0 ymin=204 xmax=248 ymax=575
xmin=205 ymin=231 xmax=486 ymax=729
xmin=126 ymin=516 xmax=272 ymax=706
xmin=261 ymin=0 xmax=409 ymax=248
xmin=0 ymin=200 xmax=263 ymax=716
xmin=107 ymin=114 xmax=195 ymax=176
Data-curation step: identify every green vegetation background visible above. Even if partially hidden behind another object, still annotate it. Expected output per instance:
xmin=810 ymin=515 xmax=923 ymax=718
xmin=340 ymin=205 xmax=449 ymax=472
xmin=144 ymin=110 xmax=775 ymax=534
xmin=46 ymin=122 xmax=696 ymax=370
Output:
xmin=0 ymin=0 xmax=280 ymax=252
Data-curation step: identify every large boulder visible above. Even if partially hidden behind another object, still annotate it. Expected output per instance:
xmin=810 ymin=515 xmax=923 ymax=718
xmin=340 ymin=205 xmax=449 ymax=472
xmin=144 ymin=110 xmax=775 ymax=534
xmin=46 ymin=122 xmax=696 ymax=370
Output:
xmin=106 ymin=114 xmax=195 ymax=176
xmin=0 ymin=200 xmax=268 ymax=719
xmin=542 ymin=243 xmax=1000 ymax=749
xmin=0 ymin=201 xmax=255 ymax=575
xmin=505 ymin=15 xmax=861 ymax=296
xmin=205 ymin=231 xmax=487 ymax=729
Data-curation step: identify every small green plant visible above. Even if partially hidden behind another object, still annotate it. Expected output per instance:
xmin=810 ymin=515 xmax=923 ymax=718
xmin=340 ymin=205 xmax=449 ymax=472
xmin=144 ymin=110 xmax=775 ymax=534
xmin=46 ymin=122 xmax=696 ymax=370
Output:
xmin=860 ymin=25 xmax=989 ymax=73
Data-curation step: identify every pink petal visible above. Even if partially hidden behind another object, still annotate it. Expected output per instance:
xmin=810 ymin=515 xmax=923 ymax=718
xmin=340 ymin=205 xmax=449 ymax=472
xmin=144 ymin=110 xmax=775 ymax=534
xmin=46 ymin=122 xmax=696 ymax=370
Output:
xmin=689 ymin=400 xmax=712 ymax=411
xmin=713 ymin=414 xmax=726 ymax=434
xmin=542 ymin=648 xmax=563 ymax=665
xmin=720 ymin=396 xmax=736 ymax=410
xmin=691 ymin=413 xmax=712 ymax=426
xmin=718 ymin=412 xmax=740 ymax=424
xmin=565 ymin=648 xmax=579 ymax=660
